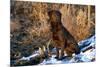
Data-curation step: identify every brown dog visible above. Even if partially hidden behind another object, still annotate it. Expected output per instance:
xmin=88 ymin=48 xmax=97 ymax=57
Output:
xmin=48 ymin=10 xmax=80 ymax=60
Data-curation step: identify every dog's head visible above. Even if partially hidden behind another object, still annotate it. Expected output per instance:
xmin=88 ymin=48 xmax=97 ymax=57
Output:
xmin=48 ymin=10 xmax=62 ymax=23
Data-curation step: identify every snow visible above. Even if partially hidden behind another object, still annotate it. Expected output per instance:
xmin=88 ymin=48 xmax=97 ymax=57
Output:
xmin=40 ymin=55 xmax=63 ymax=65
xmin=39 ymin=35 xmax=96 ymax=64
xmin=19 ymin=51 xmax=40 ymax=61
xmin=19 ymin=35 xmax=95 ymax=65
xmin=19 ymin=53 xmax=39 ymax=61
xmin=78 ymin=35 xmax=95 ymax=52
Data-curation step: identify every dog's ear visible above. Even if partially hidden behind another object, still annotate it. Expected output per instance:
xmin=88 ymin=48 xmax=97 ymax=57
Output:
xmin=48 ymin=11 xmax=52 ymax=17
xmin=56 ymin=11 xmax=62 ymax=18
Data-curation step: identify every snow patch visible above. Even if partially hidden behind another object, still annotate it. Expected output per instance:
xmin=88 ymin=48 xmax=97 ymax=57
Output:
xmin=39 ymin=35 xmax=96 ymax=64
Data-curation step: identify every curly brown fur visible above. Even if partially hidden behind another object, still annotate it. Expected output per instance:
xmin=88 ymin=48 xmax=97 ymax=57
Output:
xmin=48 ymin=10 xmax=80 ymax=59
